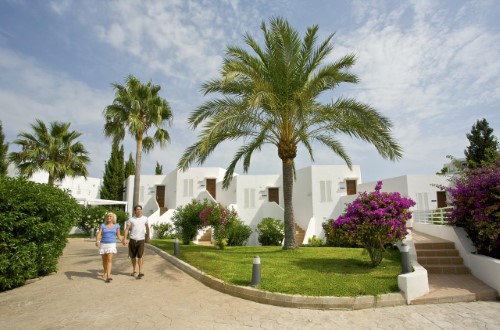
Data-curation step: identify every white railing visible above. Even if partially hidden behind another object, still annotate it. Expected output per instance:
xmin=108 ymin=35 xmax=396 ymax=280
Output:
xmin=412 ymin=207 xmax=453 ymax=225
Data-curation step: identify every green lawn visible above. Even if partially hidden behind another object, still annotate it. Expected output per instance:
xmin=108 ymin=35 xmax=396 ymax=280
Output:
xmin=150 ymin=240 xmax=402 ymax=297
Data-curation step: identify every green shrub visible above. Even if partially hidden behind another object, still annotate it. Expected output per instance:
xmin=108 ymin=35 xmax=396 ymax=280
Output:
xmin=256 ymin=217 xmax=284 ymax=246
xmin=77 ymin=206 xmax=128 ymax=235
xmin=323 ymin=222 xmax=361 ymax=248
xmin=227 ymin=219 xmax=252 ymax=246
xmin=306 ymin=235 xmax=324 ymax=247
xmin=151 ymin=222 xmax=173 ymax=239
xmin=114 ymin=210 xmax=129 ymax=232
xmin=0 ymin=177 xmax=81 ymax=291
xmin=77 ymin=205 xmax=107 ymax=234
xmin=172 ymin=199 xmax=210 ymax=244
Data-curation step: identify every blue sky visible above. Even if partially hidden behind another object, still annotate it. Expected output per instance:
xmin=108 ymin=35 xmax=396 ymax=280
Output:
xmin=1 ymin=0 xmax=499 ymax=183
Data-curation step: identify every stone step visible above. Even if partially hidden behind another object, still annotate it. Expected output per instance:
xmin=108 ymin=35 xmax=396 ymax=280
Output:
xmin=414 ymin=242 xmax=455 ymax=250
xmin=294 ymin=223 xmax=305 ymax=245
xmin=417 ymin=256 xmax=464 ymax=265
xmin=413 ymin=235 xmax=471 ymax=274
xmin=199 ymin=228 xmax=212 ymax=242
xmin=424 ymin=264 xmax=471 ymax=274
xmin=416 ymin=249 xmax=460 ymax=257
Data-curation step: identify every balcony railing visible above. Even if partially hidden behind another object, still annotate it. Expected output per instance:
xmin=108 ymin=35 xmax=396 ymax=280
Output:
xmin=412 ymin=207 xmax=453 ymax=225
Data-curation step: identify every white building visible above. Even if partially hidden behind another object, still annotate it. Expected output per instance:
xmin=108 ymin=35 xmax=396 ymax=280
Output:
xmin=122 ymin=164 xmax=448 ymax=245
xmin=9 ymin=163 xmax=448 ymax=244
xmin=8 ymin=166 xmax=127 ymax=211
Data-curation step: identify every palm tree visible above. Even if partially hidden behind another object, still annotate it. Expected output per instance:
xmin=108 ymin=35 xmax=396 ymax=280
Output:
xmin=9 ymin=119 xmax=90 ymax=186
xmin=103 ymin=74 xmax=173 ymax=207
xmin=178 ymin=18 xmax=403 ymax=249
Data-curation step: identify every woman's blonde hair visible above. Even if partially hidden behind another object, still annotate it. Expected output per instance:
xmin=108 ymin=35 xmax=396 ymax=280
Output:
xmin=105 ymin=212 xmax=117 ymax=224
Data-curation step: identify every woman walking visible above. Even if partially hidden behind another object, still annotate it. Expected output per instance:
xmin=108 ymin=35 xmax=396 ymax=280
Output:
xmin=95 ymin=212 xmax=123 ymax=283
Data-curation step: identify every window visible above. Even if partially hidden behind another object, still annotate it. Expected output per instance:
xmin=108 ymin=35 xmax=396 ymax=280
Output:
xmin=183 ymin=179 xmax=193 ymax=197
xmin=244 ymin=188 xmax=256 ymax=208
xmin=320 ymin=180 xmax=332 ymax=202
xmin=416 ymin=192 xmax=429 ymax=210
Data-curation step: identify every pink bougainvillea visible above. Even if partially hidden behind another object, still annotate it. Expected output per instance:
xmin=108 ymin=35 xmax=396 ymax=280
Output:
xmin=323 ymin=181 xmax=415 ymax=266
xmin=444 ymin=159 xmax=500 ymax=259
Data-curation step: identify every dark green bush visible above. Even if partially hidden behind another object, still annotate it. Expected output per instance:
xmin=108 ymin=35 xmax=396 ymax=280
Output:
xmin=227 ymin=219 xmax=252 ymax=246
xmin=0 ymin=177 xmax=81 ymax=291
xmin=172 ymin=199 xmax=210 ymax=244
xmin=256 ymin=217 xmax=284 ymax=246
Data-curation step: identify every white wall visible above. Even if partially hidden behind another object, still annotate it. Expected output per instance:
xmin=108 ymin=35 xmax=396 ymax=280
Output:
xmin=26 ymin=171 xmax=102 ymax=200
xmin=293 ymin=167 xmax=314 ymax=234
xmin=308 ymin=165 xmax=361 ymax=241
xmin=232 ymin=174 xmax=282 ymax=245
xmin=359 ymin=175 xmax=448 ymax=210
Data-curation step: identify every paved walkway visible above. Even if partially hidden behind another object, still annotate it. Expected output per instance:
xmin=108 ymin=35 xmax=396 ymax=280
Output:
xmin=0 ymin=239 xmax=499 ymax=329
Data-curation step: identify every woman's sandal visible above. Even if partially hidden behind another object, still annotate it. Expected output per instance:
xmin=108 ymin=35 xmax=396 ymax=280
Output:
xmin=105 ymin=278 xmax=111 ymax=283
xmin=138 ymin=273 xmax=144 ymax=278
xmin=130 ymin=272 xmax=137 ymax=277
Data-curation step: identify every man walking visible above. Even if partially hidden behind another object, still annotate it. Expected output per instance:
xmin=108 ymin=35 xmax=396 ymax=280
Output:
xmin=123 ymin=205 xmax=150 ymax=278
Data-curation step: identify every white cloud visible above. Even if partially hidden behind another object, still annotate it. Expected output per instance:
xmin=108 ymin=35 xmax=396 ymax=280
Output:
xmin=1 ymin=0 xmax=498 ymax=183
xmin=0 ymin=47 xmax=113 ymax=178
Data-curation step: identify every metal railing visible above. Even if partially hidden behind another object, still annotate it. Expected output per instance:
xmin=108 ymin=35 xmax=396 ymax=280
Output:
xmin=412 ymin=207 xmax=453 ymax=225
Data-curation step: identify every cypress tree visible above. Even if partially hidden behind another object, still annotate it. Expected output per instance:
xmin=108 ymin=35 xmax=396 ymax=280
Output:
xmin=100 ymin=140 xmax=125 ymax=200
xmin=124 ymin=152 xmax=135 ymax=178
xmin=464 ymin=118 xmax=499 ymax=168
xmin=0 ymin=121 xmax=8 ymax=176
xmin=155 ymin=161 xmax=163 ymax=175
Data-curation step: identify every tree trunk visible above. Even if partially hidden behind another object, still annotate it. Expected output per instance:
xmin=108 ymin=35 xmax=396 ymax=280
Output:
xmin=133 ymin=137 xmax=143 ymax=207
xmin=48 ymin=174 xmax=55 ymax=187
xmin=282 ymin=158 xmax=297 ymax=249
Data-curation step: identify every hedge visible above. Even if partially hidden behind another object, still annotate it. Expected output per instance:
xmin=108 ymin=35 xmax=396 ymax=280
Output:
xmin=0 ymin=177 xmax=81 ymax=291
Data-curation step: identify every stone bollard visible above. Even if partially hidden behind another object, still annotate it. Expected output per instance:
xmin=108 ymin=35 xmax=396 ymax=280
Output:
xmin=400 ymin=244 xmax=412 ymax=274
xmin=174 ymin=237 xmax=180 ymax=257
xmin=250 ymin=255 xmax=261 ymax=287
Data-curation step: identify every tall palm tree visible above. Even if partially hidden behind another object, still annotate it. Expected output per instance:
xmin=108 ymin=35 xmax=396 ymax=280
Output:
xmin=178 ymin=18 xmax=403 ymax=249
xmin=9 ymin=119 xmax=90 ymax=186
xmin=103 ymin=74 xmax=173 ymax=207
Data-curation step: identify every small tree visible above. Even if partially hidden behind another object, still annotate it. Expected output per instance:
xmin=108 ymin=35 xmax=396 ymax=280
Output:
xmin=172 ymin=199 xmax=209 ymax=244
xmin=444 ymin=158 xmax=500 ymax=259
xmin=323 ymin=181 xmax=415 ymax=267
xmin=199 ymin=203 xmax=240 ymax=249
xmin=464 ymin=118 xmax=499 ymax=168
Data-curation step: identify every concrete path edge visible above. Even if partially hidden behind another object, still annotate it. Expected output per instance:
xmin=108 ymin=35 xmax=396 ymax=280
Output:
xmin=146 ymin=244 xmax=407 ymax=310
